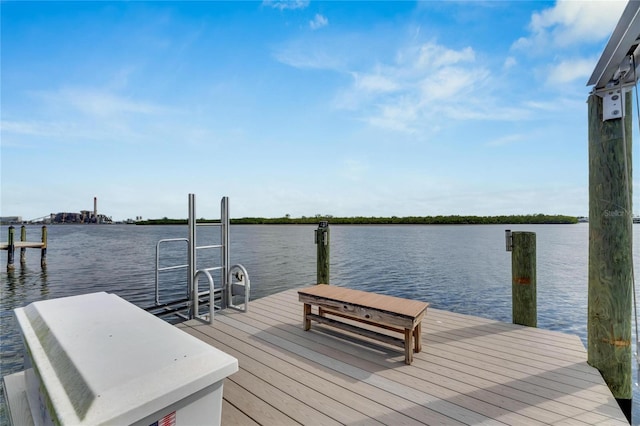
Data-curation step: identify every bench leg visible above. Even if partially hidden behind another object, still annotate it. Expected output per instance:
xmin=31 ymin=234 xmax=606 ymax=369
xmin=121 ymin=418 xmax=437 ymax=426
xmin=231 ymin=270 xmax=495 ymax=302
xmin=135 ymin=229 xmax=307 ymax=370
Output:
xmin=413 ymin=322 xmax=422 ymax=353
xmin=404 ymin=328 xmax=413 ymax=365
xmin=303 ymin=303 xmax=311 ymax=331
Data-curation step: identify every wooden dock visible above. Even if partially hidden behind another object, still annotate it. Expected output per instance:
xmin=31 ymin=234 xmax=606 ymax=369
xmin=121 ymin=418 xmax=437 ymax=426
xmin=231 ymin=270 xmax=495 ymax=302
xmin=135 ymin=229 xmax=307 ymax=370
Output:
xmin=177 ymin=288 xmax=628 ymax=425
xmin=0 ymin=241 xmax=45 ymax=250
xmin=2 ymin=225 xmax=47 ymax=269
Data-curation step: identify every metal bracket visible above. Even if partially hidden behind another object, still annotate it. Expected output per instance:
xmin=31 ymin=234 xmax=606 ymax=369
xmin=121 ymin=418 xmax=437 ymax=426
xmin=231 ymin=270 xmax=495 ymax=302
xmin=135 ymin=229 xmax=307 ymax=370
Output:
xmin=315 ymin=221 xmax=329 ymax=246
xmin=315 ymin=229 xmax=328 ymax=245
xmin=505 ymin=230 xmax=513 ymax=252
xmin=603 ymin=88 xmax=623 ymax=120
xmin=595 ymin=85 xmax=633 ymax=121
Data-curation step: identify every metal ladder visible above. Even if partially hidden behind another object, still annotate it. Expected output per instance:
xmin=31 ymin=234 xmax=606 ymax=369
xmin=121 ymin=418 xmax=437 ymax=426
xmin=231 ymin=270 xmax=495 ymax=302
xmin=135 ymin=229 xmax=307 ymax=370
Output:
xmin=148 ymin=194 xmax=250 ymax=323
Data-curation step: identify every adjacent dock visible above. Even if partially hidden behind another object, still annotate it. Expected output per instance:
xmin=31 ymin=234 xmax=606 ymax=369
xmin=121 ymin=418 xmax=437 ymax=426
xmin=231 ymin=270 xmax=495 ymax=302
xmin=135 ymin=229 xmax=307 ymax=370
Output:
xmin=1 ymin=225 xmax=47 ymax=269
xmin=178 ymin=288 xmax=628 ymax=425
xmin=0 ymin=241 xmax=45 ymax=249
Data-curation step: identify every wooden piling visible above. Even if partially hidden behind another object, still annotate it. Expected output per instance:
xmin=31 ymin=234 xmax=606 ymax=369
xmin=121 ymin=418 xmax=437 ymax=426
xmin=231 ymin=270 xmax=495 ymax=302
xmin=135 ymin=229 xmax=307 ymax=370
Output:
xmin=7 ymin=226 xmax=15 ymax=271
xmin=20 ymin=225 xmax=27 ymax=264
xmin=315 ymin=221 xmax=329 ymax=284
xmin=41 ymin=226 xmax=47 ymax=268
xmin=510 ymin=231 xmax=536 ymax=327
xmin=587 ymin=91 xmax=633 ymax=415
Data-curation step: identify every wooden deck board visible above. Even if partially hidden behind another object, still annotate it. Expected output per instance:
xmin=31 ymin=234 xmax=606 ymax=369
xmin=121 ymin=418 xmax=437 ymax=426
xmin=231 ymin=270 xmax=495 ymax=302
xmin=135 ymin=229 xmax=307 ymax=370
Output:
xmin=222 ymin=399 xmax=260 ymax=426
xmin=246 ymin=291 xmax=621 ymax=415
xmin=0 ymin=241 xmax=44 ymax=250
xmin=275 ymin=291 xmax=624 ymax=415
xmin=177 ymin=288 xmax=627 ymax=425
xmin=238 ymin=294 xmax=584 ymax=423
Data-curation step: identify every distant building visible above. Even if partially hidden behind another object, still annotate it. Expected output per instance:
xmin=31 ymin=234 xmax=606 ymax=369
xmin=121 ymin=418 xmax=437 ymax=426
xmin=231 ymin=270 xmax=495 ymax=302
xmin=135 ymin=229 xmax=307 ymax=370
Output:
xmin=47 ymin=196 xmax=113 ymax=224
xmin=50 ymin=212 xmax=112 ymax=224
xmin=7 ymin=197 xmax=113 ymax=225
xmin=0 ymin=216 xmax=23 ymax=225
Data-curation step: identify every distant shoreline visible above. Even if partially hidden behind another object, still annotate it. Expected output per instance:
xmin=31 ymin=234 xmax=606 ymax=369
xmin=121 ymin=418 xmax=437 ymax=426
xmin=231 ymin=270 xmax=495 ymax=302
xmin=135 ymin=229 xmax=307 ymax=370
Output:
xmin=136 ymin=214 xmax=579 ymax=226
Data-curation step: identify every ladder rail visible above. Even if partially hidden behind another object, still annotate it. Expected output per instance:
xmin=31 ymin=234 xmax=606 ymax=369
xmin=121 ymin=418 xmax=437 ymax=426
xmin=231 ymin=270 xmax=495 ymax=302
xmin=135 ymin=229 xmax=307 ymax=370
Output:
xmin=221 ymin=197 xmax=230 ymax=308
xmin=196 ymin=244 xmax=223 ymax=250
xmin=151 ymin=195 xmax=249 ymax=321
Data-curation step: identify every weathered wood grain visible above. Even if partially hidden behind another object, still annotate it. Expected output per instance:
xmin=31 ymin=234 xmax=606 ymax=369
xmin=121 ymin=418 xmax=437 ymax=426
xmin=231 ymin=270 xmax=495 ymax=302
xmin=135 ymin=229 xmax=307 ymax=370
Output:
xmin=511 ymin=231 xmax=536 ymax=327
xmin=587 ymin=92 xmax=633 ymax=404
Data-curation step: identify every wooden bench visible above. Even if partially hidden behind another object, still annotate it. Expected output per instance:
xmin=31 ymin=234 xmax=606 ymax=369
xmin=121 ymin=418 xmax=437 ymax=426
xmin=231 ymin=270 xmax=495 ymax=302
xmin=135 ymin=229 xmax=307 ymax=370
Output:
xmin=298 ymin=285 xmax=429 ymax=365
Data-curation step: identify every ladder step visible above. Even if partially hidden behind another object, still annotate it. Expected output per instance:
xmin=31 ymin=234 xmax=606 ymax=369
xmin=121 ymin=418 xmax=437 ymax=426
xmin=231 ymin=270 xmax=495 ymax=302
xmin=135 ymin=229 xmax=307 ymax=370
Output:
xmin=157 ymin=264 xmax=188 ymax=272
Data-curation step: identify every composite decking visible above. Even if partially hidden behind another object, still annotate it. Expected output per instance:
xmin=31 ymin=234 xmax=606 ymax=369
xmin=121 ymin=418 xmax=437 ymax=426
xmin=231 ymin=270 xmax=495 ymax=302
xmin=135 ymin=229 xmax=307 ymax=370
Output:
xmin=177 ymin=288 xmax=628 ymax=425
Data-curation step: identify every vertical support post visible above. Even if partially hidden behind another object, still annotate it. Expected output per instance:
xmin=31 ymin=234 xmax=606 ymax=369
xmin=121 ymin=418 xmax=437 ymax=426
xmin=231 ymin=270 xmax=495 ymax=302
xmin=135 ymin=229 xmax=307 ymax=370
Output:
xmin=41 ymin=226 xmax=47 ymax=268
xmin=221 ymin=196 xmax=230 ymax=310
xmin=315 ymin=221 xmax=330 ymax=284
xmin=587 ymin=91 xmax=632 ymax=418
xmin=188 ymin=194 xmax=196 ymax=319
xmin=510 ymin=231 xmax=536 ymax=327
xmin=20 ymin=225 xmax=27 ymax=265
xmin=7 ymin=226 xmax=15 ymax=271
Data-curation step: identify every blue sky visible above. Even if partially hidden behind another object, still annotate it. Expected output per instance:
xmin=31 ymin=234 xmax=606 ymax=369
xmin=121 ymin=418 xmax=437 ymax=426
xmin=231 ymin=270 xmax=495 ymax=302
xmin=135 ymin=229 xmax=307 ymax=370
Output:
xmin=1 ymin=1 xmax=636 ymax=221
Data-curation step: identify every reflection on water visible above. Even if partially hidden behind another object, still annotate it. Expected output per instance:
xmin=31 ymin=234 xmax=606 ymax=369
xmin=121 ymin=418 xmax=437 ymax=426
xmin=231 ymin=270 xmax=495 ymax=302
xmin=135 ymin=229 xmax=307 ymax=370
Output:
xmin=0 ymin=223 xmax=639 ymax=424
xmin=5 ymin=265 xmax=48 ymax=297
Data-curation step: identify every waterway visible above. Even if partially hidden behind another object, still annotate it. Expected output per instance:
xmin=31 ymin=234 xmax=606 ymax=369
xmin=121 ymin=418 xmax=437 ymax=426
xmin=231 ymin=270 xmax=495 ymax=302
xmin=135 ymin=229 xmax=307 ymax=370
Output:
xmin=1 ymin=223 xmax=639 ymax=424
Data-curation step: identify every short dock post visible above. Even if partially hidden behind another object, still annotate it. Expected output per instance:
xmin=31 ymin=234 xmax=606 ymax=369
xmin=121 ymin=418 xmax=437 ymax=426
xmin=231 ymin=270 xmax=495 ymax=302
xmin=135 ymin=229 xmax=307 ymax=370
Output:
xmin=315 ymin=221 xmax=329 ymax=284
xmin=41 ymin=226 xmax=47 ymax=268
xmin=506 ymin=230 xmax=536 ymax=327
xmin=20 ymin=225 xmax=27 ymax=265
xmin=7 ymin=226 xmax=15 ymax=271
xmin=587 ymin=91 xmax=632 ymax=419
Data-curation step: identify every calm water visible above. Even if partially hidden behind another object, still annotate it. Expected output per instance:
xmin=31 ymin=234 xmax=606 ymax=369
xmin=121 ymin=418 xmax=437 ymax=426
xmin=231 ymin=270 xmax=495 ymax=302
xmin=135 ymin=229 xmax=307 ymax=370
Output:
xmin=1 ymin=224 xmax=639 ymax=423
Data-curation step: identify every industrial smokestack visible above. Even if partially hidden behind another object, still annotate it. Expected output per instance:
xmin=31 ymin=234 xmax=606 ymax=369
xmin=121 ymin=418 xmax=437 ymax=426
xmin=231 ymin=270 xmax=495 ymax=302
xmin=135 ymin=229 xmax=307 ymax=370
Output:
xmin=94 ymin=197 xmax=97 ymax=219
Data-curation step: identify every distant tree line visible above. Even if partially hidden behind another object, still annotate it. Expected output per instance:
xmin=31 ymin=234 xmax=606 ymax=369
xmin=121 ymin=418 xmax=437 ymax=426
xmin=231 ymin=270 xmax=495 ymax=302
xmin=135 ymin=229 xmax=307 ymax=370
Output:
xmin=137 ymin=214 xmax=578 ymax=225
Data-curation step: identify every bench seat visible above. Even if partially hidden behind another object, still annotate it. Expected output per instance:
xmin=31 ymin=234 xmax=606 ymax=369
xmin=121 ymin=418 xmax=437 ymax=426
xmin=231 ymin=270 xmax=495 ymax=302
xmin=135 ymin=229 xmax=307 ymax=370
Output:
xmin=298 ymin=285 xmax=429 ymax=365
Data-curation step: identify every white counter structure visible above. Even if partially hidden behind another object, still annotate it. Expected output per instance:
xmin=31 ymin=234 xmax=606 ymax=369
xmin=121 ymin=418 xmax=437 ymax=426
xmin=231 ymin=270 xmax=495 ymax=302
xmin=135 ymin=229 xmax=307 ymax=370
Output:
xmin=2 ymin=292 xmax=238 ymax=426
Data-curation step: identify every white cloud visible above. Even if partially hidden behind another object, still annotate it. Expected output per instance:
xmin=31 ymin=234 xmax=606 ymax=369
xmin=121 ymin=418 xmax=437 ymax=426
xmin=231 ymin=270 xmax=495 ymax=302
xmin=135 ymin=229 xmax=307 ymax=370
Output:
xmin=365 ymin=99 xmax=419 ymax=133
xmin=486 ymin=134 xmax=525 ymax=147
xmin=411 ymin=44 xmax=475 ymax=70
xmin=546 ymin=56 xmax=599 ymax=85
xmin=262 ymin=0 xmax=309 ymax=11
xmin=514 ymin=0 xmax=626 ymax=51
xmin=353 ymin=72 xmax=399 ymax=93
xmin=45 ymin=88 xmax=169 ymax=118
xmin=274 ymin=42 xmax=345 ymax=70
xmin=277 ymin=34 xmax=542 ymax=134
xmin=2 ymin=87 xmax=185 ymax=146
xmin=418 ymin=66 xmax=487 ymax=101
xmin=0 ymin=120 xmax=96 ymax=142
xmin=310 ymin=14 xmax=328 ymax=30
xmin=337 ymin=41 xmax=518 ymax=132
xmin=503 ymin=57 xmax=517 ymax=70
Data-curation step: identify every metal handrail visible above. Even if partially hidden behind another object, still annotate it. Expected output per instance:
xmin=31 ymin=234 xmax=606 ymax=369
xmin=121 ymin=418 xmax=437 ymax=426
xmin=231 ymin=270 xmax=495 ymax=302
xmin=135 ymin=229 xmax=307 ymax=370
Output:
xmin=228 ymin=264 xmax=250 ymax=312
xmin=193 ymin=269 xmax=215 ymax=324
